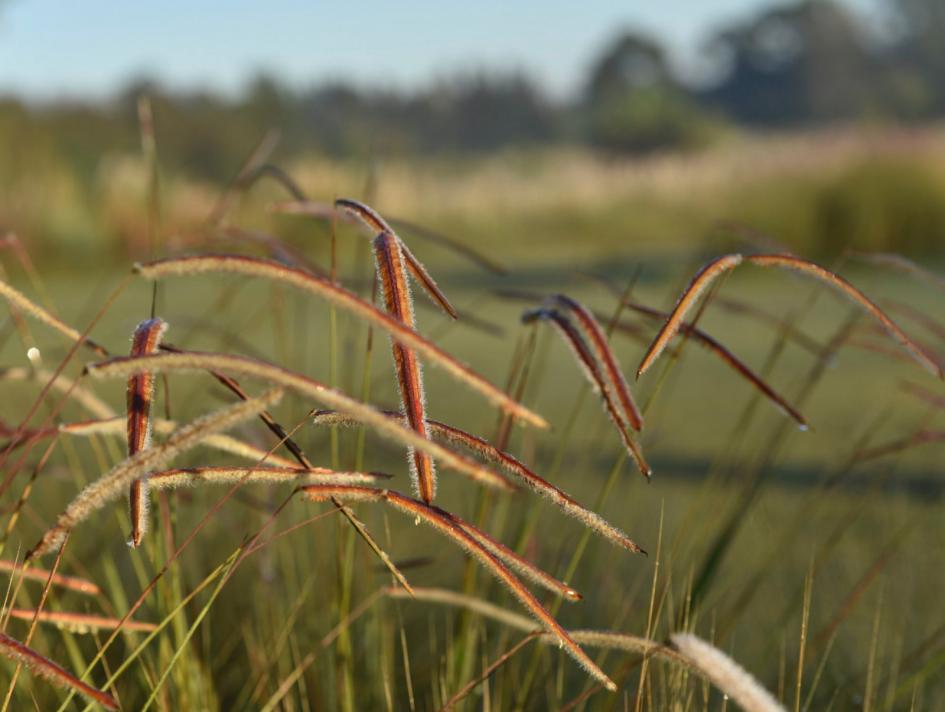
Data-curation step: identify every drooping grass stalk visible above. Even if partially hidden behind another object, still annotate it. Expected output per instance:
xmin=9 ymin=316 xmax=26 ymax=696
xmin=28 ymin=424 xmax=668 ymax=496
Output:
xmin=275 ymin=197 xmax=507 ymax=276
xmin=522 ymin=308 xmax=650 ymax=478
xmin=0 ymin=632 xmax=117 ymax=710
xmin=637 ymin=254 xmax=744 ymax=377
xmin=669 ymin=633 xmax=784 ymax=712
xmin=126 ymin=318 xmax=168 ymax=548
xmin=2 ymin=609 xmax=157 ymax=634
xmin=618 ymin=302 xmax=808 ymax=427
xmin=312 ymin=410 xmax=643 ymax=553
xmin=638 ymin=252 xmax=942 ymax=380
xmin=336 ymin=198 xmax=458 ymax=319
xmin=0 ymin=560 xmax=99 ymax=597
xmin=28 ymin=388 xmax=284 ymax=558
xmin=546 ymin=294 xmax=643 ymax=432
xmin=302 ymin=485 xmax=616 ymax=691
xmin=134 ymin=254 xmax=546 ymax=427
xmin=86 ymin=350 xmax=510 ymax=488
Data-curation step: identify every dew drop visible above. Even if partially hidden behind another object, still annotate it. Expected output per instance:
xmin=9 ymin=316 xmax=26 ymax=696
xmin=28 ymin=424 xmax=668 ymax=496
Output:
xmin=26 ymin=346 xmax=41 ymax=364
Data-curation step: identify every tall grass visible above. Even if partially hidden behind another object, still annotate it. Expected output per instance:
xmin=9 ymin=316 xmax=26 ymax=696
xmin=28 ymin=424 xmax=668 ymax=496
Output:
xmin=1 ymin=141 xmax=944 ymax=710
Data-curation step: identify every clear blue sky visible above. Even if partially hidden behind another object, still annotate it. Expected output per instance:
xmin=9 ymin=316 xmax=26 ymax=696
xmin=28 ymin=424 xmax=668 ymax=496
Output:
xmin=0 ymin=0 xmax=881 ymax=100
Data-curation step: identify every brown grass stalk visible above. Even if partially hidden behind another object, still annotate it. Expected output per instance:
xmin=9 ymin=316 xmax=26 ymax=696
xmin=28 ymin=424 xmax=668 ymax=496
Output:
xmin=126 ymin=318 xmax=168 ymax=548
xmin=301 ymin=485 xmax=616 ymax=691
xmin=620 ymin=302 xmax=808 ymax=427
xmin=335 ymin=198 xmax=458 ymax=318
xmin=133 ymin=254 xmax=546 ymax=427
xmin=523 ymin=308 xmax=651 ymax=478
xmin=28 ymin=388 xmax=283 ymax=558
xmin=374 ymin=229 xmax=437 ymax=503
xmin=669 ymin=633 xmax=784 ymax=712
xmin=85 ymin=350 xmax=512 ymax=490
xmin=0 ymin=560 xmax=100 ymax=596
xmin=547 ymin=294 xmax=643 ymax=431
xmin=3 ymin=609 xmax=157 ymax=634
xmin=636 ymin=254 xmax=743 ymax=377
xmin=745 ymin=254 xmax=943 ymax=379
xmin=312 ymin=410 xmax=643 ymax=553
xmin=0 ymin=632 xmax=117 ymax=710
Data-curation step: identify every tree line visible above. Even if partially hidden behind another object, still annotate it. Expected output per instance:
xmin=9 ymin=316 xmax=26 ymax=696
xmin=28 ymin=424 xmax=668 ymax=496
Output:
xmin=2 ymin=0 xmax=943 ymax=180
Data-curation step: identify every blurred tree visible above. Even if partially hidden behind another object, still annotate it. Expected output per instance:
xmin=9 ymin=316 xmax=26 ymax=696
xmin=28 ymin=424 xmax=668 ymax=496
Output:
xmin=885 ymin=0 xmax=945 ymax=115
xmin=584 ymin=31 xmax=719 ymax=153
xmin=703 ymin=0 xmax=876 ymax=125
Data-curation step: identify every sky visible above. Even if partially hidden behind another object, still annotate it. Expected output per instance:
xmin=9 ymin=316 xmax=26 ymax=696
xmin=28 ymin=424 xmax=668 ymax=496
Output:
xmin=0 ymin=0 xmax=882 ymax=101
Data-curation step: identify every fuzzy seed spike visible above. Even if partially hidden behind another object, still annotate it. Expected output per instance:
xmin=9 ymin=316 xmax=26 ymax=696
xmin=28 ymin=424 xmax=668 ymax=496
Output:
xmin=0 ymin=632 xmax=118 ymax=709
xmin=523 ymin=308 xmax=651 ymax=478
xmin=549 ymin=294 xmax=643 ymax=431
xmin=312 ymin=410 xmax=644 ymax=553
xmin=636 ymin=254 xmax=743 ymax=378
xmin=336 ymin=198 xmax=458 ymax=319
xmin=29 ymin=388 xmax=283 ymax=558
xmin=126 ymin=317 xmax=167 ymax=548
xmin=374 ymin=230 xmax=437 ymax=503
xmin=133 ymin=254 xmax=546 ymax=428
xmin=85 ymin=350 xmax=511 ymax=490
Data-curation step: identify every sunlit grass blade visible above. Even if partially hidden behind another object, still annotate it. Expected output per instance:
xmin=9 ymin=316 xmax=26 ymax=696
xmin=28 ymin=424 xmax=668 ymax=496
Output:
xmin=85 ymin=350 xmax=512 ymax=489
xmin=374 ymin=229 xmax=437 ymax=503
xmin=636 ymin=254 xmax=743 ymax=377
xmin=126 ymin=318 xmax=167 ymax=548
xmin=301 ymin=485 xmax=616 ymax=691
xmin=145 ymin=465 xmax=391 ymax=490
xmin=28 ymin=388 xmax=283 ymax=558
xmin=0 ymin=632 xmax=118 ymax=710
xmin=312 ymin=410 xmax=643 ymax=552
xmin=134 ymin=254 xmax=546 ymax=427
xmin=547 ymin=293 xmax=643 ymax=431
xmin=3 ymin=609 xmax=157 ymax=634
xmin=670 ymin=633 xmax=784 ymax=712
xmin=745 ymin=253 xmax=943 ymax=379
xmin=523 ymin=308 xmax=651 ymax=478
xmin=0 ymin=560 xmax=100 ymax=597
